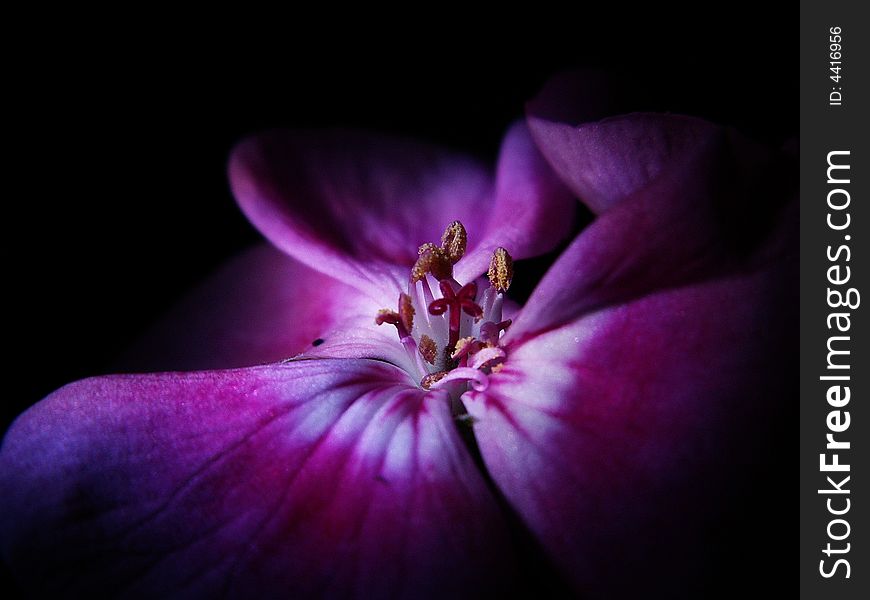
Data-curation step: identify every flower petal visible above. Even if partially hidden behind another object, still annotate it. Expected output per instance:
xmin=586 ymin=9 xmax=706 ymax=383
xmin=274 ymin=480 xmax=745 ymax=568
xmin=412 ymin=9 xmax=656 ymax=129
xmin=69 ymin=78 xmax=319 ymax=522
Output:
xmin=464 ymin=242 xmax=797 ymax=595
xmin=505 ymin=120 xmax=794 ymax=343
xmin=301 ymin=326 xmax=419 ymax=376
xmin=118 ymin=244 xmax=381 ymax=371
xmin=455 ymin=122 xmax=575 ymax=283
xmin=230 ymin=130 xmax=493 ymax=298
xmin=523 ymin=69 xmax=624 ymax=129
xmin=1 ymin=360 xmax=516 ymax=598
xmin=528 ymin=104 xmax=721 ymax=215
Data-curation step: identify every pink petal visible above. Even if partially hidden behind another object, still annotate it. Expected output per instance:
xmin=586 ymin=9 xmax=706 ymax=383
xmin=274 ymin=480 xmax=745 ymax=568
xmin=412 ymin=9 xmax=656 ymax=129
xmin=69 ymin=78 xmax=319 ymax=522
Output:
xmin=527 ymin=106 xmax=721 ymax=215
xmin=464 ymin=243 xmax=797 ymax=595
xmin=118 ymin=244 xmax=382 ymax=371
xmin=455 ymin=122 xmax=575 ymax=283
xmin=1 ymin=361 xmax=516 ymax=598
xmin=229 ymin=129 xmax=494 ymax=298
xmin=301 ymin=326 xmax=420 ymax=377
xmin=464 ymin=108 xmax=797 ymax=593
xmin=505 ymin=119 xmax=792 ymax=343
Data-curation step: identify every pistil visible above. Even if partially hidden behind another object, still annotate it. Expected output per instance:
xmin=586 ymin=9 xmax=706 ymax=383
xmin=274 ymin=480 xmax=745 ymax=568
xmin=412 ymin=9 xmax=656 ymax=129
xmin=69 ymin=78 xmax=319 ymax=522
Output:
xmin=428 ymin=281 xmax=483 ymax=355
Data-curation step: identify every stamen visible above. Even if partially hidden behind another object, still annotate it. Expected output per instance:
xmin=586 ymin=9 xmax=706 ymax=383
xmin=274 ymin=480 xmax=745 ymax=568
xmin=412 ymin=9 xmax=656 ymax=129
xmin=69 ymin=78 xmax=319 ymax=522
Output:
xmin=375 ymin=309 xmax=400 ymax=327
xmin=418 ymin=242 xmax=439 ymax=256
xmin=479 ymin=319 xmax=512 ymax=346
xmin=400 ymin=335 xmax=433 ymax=379
xmin=419 ymin=335 xmax=437 ymax=365
xmin=420 ymin=274 xmax=437 ymax=305
xmin=412 ymin=277 xmax=448 ymax=358
xmin=440 ymin=221 xmax=467 ymax=264
xmin=452 ymin=336 xmax=477 ymax=360
xmin=421 ymin=370 xmax=450 ymax=390
xmin=398 ymin=293 xmax=415 ymax=332
xmin=385 ymin=221 xmax=516 ymax=391
xmin=469 ymin=346 xmax=506 ymax=371
xmin=412 ymin=244 xmax=453 ymax=282
xmin=375 ymin=308 xmax=409 ymax=338
xmin=488 ymin=247 xmax=514 ymax=292
xmin=429 ymin=367 xmax=490 ymax=392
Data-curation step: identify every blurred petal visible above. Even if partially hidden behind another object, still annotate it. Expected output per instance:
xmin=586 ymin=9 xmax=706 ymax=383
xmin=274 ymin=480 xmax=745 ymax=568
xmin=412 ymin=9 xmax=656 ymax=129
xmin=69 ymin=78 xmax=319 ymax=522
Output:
xmin=528 ymin=108 xmax=720 ymax=215
xmin=524 ymin=69 xmax=625 ymax=128
xmin=455 ymin=123 xmax=575 ymax=283
xmin=230 ymin=130 xmax=493 ymax=298
xmin=506 ymin=119 xmax=793 ymax=343
xmin=1 ymin=360 xmax=516 ymax=598
xmin=464 ymin=217 xmax=797 ymax=595
xmin=118 ymin=244 xmax=381 ymax=371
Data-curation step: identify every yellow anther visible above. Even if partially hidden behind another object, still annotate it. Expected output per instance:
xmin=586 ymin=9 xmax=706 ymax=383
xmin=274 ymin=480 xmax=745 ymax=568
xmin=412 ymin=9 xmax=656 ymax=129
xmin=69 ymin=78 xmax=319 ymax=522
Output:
xmin=419 ymin=335 xmax=437 ymax=364
xmin=451 ymin=336 xmax=475 ymax=359
xmin=398 ymin=293 xmax=415 ymax=332
xmin=488 ymin=247 xmax=514 ymax=292
xmin=375 ymin=309 xmax=400 ymax=326
xmin=412 ymin=246 xmax=453 ymax=282
xmin=418 ymin=242 xmax=439 ymax=256
xmin=440 ymin=221 xmax=467 ymax=265
xmin=421 ymin=370 xmax=449 ymax=390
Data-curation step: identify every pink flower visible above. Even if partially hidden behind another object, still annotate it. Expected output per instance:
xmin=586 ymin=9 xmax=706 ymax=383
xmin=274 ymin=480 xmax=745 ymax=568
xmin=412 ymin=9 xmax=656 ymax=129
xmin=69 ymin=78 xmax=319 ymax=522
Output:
xmin=0 ymin=83 xmax=796 ymax=598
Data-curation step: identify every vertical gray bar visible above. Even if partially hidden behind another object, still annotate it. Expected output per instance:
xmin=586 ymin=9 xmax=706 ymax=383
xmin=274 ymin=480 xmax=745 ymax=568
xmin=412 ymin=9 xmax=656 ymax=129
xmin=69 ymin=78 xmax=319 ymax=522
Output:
xmin=800 ymin=1 xmax=868 ymax=598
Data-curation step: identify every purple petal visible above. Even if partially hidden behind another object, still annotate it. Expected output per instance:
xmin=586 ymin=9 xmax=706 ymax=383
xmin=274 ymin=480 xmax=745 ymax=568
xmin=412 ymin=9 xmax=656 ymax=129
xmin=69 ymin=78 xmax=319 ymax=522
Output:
xmin=118 ymin=244 xmax=382 ymax=371
xmin=506 ymin=118 xmax=793 ymax=343
xmin=523 ymin=69 xmax=623 ymax=127
xmin=464 ymin=238 xmax=796 ymax=594
xmin=464 ymin=109 xmax=798 ymax=594
xmin=455 ymin=122 xmax=575 ymax=283
xmin=527 ymin=108 xmax=720 ymax=215
xmin=523 ymin=69 xmax=626 ymax=128
xmin=1 ymin=361 xmax=516 ymax=598
xmin=230 ymin=129 xmax=493 ymax=297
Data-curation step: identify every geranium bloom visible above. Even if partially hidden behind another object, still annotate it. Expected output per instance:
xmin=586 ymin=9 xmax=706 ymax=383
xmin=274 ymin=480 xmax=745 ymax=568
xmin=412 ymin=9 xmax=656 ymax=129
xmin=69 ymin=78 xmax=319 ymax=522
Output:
xmin=0 ymin=84 xmax=796 ymax=598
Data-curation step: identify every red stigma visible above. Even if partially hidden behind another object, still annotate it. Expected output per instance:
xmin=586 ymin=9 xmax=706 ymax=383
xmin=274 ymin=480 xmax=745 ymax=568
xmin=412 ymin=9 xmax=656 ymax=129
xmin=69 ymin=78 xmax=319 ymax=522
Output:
xmin=428 ymin=281 xmax=483 ymax=353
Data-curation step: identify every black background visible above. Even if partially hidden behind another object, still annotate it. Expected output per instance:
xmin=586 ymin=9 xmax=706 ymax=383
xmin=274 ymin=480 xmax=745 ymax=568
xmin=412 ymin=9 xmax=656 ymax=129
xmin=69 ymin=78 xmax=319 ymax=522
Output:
xmin=6 ymin=13 xmax=797 ymax=597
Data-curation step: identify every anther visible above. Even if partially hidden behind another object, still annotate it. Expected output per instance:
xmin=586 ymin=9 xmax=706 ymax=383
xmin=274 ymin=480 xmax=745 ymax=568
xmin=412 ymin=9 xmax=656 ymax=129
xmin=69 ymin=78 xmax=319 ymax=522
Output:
xmin=452 ymin=336 xmax=484 ymax=360
xmin=375 ymin=308 xmax=409 ymax=338
xmin=488 ymin=247 xmax=514 ymax=292
xmin=375 ymin=309 xmax=400 ymax=327
xmin=412 ymin=244 xmax=453 ymax=282
xmin=440 ymin=221 xmax=467 ymax=264
xmin=429 ymin=367 xmax=490 ymax=392
xmin=469 ymin=346 xmax=506 ymax=371
xmin=421 ymin=370 xmax=450 ymax=390
xmin=398 ymin=293 xmax=415 ymax=332
xmin=418 ymin=242 xmax=439 ymax=256
xmin=419 ymin=335 xmax=437 ymax=365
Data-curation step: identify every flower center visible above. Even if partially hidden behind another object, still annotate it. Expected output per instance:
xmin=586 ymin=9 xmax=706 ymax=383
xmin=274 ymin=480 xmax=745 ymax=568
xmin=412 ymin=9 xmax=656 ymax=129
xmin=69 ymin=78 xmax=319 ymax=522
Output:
xmin=375 ymin=221 xmax=513 ymax=390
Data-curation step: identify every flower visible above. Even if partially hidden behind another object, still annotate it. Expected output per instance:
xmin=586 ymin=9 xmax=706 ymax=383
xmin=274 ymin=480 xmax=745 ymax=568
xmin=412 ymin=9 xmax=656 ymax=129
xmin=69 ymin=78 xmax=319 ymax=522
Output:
xmin=0 ymin=82 xmax=796 ymax=598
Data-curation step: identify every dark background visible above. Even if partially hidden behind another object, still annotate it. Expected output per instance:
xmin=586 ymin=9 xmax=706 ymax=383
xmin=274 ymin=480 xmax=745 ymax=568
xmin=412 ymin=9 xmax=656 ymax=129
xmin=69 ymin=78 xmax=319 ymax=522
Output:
xmin=5 ymin=14 xmax=797 ymax=597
